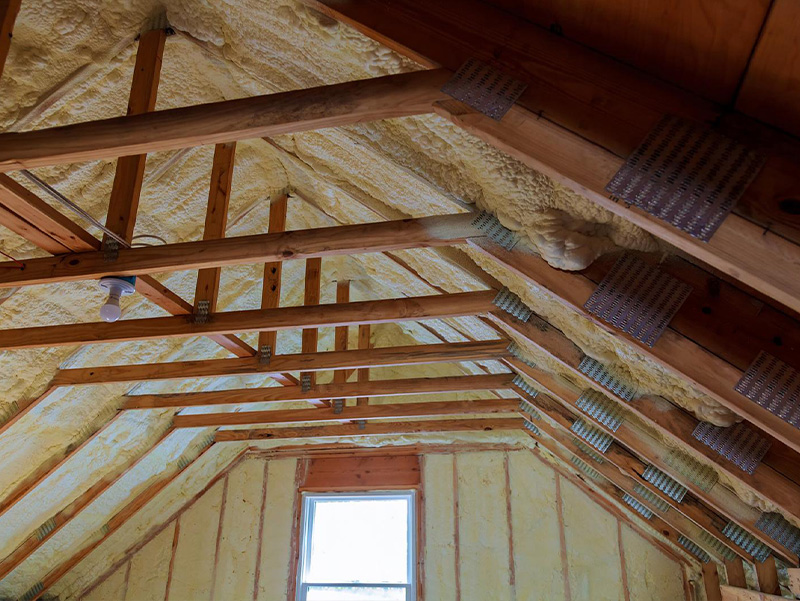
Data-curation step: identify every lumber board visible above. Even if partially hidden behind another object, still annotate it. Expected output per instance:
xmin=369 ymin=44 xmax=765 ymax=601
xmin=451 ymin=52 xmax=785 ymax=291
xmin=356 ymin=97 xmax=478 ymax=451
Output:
xmin=258 ymin=195 xmax=288 ymax=352
xmin=103 ymin=28 xmax=166 ymax=244
xmin=0 ymin=213 xmax=480 ymax=287
xmin=704 ymin=562 xmax=723 ymax=601
xmin=214 ymin=416 xmax=522 ymax=441
xmin=0 ymin=0 xmax=21 ymax=83
xmin=725 ymin=559 xmax=748 ymax=589
xmin=123 ymin=373 xmax=514 ymax=409
xmin=0 ymin=69 xmax=451 ymax=171
xmin=50 ymin=340 xmax=510 ymax=387
xmin=0 ymin=291 xmax=496 ymax=350
xmin=302 ymin=454 xmax=421 ymax=491
xmin=720 ymin=586 xmax=784 ymax=601
xmin=173 ymin=398 xmax=519 ymax=428
xmin=755 ymin=557 xmax=781 ymax=595
xmin=357 ymin=322 xmax=370 ymax=406
xmin=301 ymin=257 xmax=322 ymax=388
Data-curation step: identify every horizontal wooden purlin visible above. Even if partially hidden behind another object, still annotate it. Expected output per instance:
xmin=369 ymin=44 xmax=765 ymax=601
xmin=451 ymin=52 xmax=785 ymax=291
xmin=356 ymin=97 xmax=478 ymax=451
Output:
xmin=0 ymin=291 xmax=496 ymax=350
xmin=0 ymin=69 xmax=450 ymax=172
xmin=173 ymin=398 xmax=520 ymax=428
xmin=481 ymin=240 xmax=800 ymax=456
xmin=720 ymin=585 xmax=784 ymax=601
xmin=124 ymin=373 xmax=514 ymax=409
xmin=498 ymin=309 xmax=800 ymax=522
xmin=0 ymin=213 xmax=479 ymax=288
xmin=50 ymin=340 xmax=510 ymax=387
xmin=217 ymin=417 xmax=523 ymax=442
xmin=515 ymin=367 xmax=799 ymax=565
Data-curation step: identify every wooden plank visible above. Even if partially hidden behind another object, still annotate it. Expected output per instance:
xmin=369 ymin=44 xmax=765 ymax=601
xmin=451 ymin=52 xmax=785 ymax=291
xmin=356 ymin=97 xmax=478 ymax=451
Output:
xmin=0 ymin=426 xmax=172 ymax=579
xmin=357 ymin=323 xmax=370 ymax=406
xmin=123 ymin=373 xmax=514 ymax=409
xmin=307 ymin=0 xmax=800 ymax=312
xmin=258 ymin=195 xmax=288 ymax=352
xmin=0 ymin=213 xmax=480 ymax=287
xmin=484 ymin=0 xmax=769 ymax=104
xmin=0 ymin=69 xmax=451 ymax=172
xmin=788 ymin=567 xmax=800 ymax=595
xmin=481 ymin=239 xmax=800 ymax=456
xmin=51 ymin=339 xmax=510 ymax=387
xmin=214 ymin=417 xmax=522 ymax=442
xmin=755 ymin=557 xmax=781 ymax=595
xmin=0 ymin=0 xmax=21 ymax=83
xmin=518 ymin=366 xmax=798 ymax=565
xmin=704 ymin=562 xmax=724 ymax=601
xmin=0 ymin=291 xmax=496 ymax=350
xmin=302 ymin=454 xmax=421 ymax=491
xmin=173 ymin=398 xmax=519 ymax=428
xmin=194 ymin=142 xmax=236 ymax=314
xmin=331 ymin=280 xmax=350 ymax=406
xmin=495 ymin=309 xmax=800 ymax=522
xmin=736 ymin=0 xmax=800 ymax=138
xmin=725 ymin=559 xmax=748 ymax=589
xmin=103 ymin=28 xmax=166 ymax=245
xmin=301 ymin=257 xmax=322 ymax=388
xmin=0 ymin=202 xmax=70 ymax=253
xmin=721 ymin=585 xmax=785 ymax=601
xmin=32 ymin=445 xmax=248 ymax=601
xmin=520 ymin=389 xmax=757 ymax=564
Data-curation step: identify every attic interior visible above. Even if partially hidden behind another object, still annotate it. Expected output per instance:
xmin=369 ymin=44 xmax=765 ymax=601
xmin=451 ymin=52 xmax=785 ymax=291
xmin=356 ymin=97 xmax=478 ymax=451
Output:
xmin=1 ymin=1 xmax=800 ymax=600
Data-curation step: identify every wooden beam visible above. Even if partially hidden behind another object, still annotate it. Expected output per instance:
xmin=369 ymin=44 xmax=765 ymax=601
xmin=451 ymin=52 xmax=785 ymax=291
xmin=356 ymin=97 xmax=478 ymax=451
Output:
xmin=512 ymin=364 xmax=799 ymax=564
xmin=124 ymin=373 xmax=514 ymax=409
xmin=173 ymin=398 xmax=519 ymax=428
xmin=789 ymin=568 xmax=800 ymax=596
xmin=495 ymin=309 xmax=800 ymax=523
xmin=725 ymin=559 xmax=749 ymax=589
xmin=755 ymin=557 xmax=781 ymax=595
xmin=258 ymin=195 xmax=288 ymax=352
xmin=720 ymin=585 xmax=784 ymax=601
xmin=357 ymin=323 xmax=370 ymax=406
xmin=50 ymin=339 xmax=510 ymax=386
xmin=482 ymin=240 xmax=800 ymax=457
xmin=0 ymin=175 xmax=254 ymax=358
xmin=103 ymin=28 xmax=166 ymax=245
xmin=194 ymin=142 xmax=236 ymax=314
xmin=0 ymin=291 xmax=495 ymax=350
xmin=704 ymin=562 xmax=724 ymax=601
xmin=307 ymin=0 xmax=800 ymax=312
xmin=0 ymin=213 xmax=480 ymax=287
xmin=301 ymin=257 xmax=322 ymax=389
xmin=30 ymin=444 xmax=247 ymax=601
xmin=0 ymin=0 xmax=21 ymax=83
xmin=524 ymin=396 xmax=743 ymax=563
xmin=0 ymin=426 xmax=172 ymax=579
xmin=214 ymin=416 xmax=523 ymax=442
xmin=332 ymin=280 xmax=350 ymax=407
xmin=0 ymin=69 xmax=451 ymax=172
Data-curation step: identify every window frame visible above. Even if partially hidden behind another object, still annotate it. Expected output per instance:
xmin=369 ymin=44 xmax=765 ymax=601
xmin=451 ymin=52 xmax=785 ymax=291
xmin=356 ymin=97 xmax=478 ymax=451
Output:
xmin=295 ymin=490 xmax=418 ymax=601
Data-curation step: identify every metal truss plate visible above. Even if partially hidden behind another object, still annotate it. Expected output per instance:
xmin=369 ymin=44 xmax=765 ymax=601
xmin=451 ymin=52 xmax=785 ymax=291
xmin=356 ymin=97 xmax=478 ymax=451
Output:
xmin=575 ymin=389 xmax=625 ymax=432
xmin=722 ymin=521 xmax=772 ymax=562
xmin=623 ymin=493 xmax=654 ymax=520
xmin=642 ymin=464 xmax=688 ymax=503
xmin=633 ymin=483 xmax=670 ymax=513
xmin=678 ymin=535 xmax=710 ymax=563
xmin=606 ymin=115 xmax=765 ymax=241
xmin=584 ymin=254 xmax=692 ymax=347
xmin=756 ymin=512 xmax=800 ymax=555
xmin=736 ymin=351 xmax=800 ymax=430
xmin=442 ymin=58 xmax=528 ymax=121
xmin=570 ymin=418 xmax=613 ymax=453
xmin=692 ymin=421 xmax=772 ymax=475
xmin=577 ymin=356 xmax=636 ymax=402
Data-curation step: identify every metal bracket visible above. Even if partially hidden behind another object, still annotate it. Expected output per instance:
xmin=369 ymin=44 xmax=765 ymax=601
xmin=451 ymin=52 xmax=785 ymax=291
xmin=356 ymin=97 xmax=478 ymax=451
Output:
xmin=633 ymin=483 xmax=670 ymax=513
xmin=606 ymin=115 xmax=765 ymax=242
xmin=698 ymin=531 xmax=737 ymax=562
xmin=471 ymin=211 xmax=517 ymax=250
xmin=570 ymin=418 xmax=613 ymax=453
xmin=677 ymin=535 xmax=710 ymax=563
xmin=756 ymin=512 xmax=800 ymax=555
xmin=512 ymin=374 xmax=538 ymax=398
xmin=193 ymin=300 xmax=211 ymax=324
xmin=523 ymin=419 xmax=540 ymax=436
xmin=518 ymin=398 xmax=541 ymax=420
xmin=642 ymin=464 xmax=688 ymax=503
xmin=493 ymin=288 xmax=532 ymax=322
xmin=692 ymin=421 xmax=771 ymax=475
xmin=575 ymin=389 xmax=625 ymax=432
xmin=623 ymin=493 xmax=654 ymax=520
xmin=301 ymin=375 xmax=312 ymax=392
xmin=441 ymin=58 xmax=528 ymax=121
xmin=259 ymin=345 xmax=272 ymax=365
xmin=102 ymin=238 xmax=119 ymax=262
xmin=722 ymin=521 xmax=771 ymax=562
xmin=736 ymin=351 xmax=800 ymax=430
xmin=570 ymin=455 xmax=601 ymax=480
xmin=578 ymin=356 xmax=636 ymax=402
xmin=584 ymin=254 xmax=692 ymax=347
xmin=356 ymin=420 xmax=366 ymax=430
xmin=507 ymin=342 xmax=535 ymax=368
xmin=333 ymin=399 xmax=344 ymax=414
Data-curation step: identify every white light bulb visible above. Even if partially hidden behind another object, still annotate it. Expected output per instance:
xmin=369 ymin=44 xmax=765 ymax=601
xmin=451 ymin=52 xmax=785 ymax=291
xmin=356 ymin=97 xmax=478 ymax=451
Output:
xmin=100 ymin=288 xmax=123 ymax=322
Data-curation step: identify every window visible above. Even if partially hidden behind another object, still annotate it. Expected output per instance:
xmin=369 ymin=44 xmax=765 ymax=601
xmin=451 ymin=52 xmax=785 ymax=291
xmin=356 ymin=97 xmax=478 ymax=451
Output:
xmin=296 ymin=491 xmax=417 ymax=601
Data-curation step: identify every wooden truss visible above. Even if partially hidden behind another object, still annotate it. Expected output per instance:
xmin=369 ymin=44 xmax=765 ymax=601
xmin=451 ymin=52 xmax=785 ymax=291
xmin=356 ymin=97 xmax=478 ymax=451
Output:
xmin=0 ymin=2 xmax=798 ymax=600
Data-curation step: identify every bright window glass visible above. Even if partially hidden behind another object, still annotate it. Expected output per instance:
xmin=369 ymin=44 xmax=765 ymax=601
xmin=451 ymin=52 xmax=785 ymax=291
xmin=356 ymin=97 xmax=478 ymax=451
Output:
xmin=297 ymin=492 xmax=416 ymax=601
